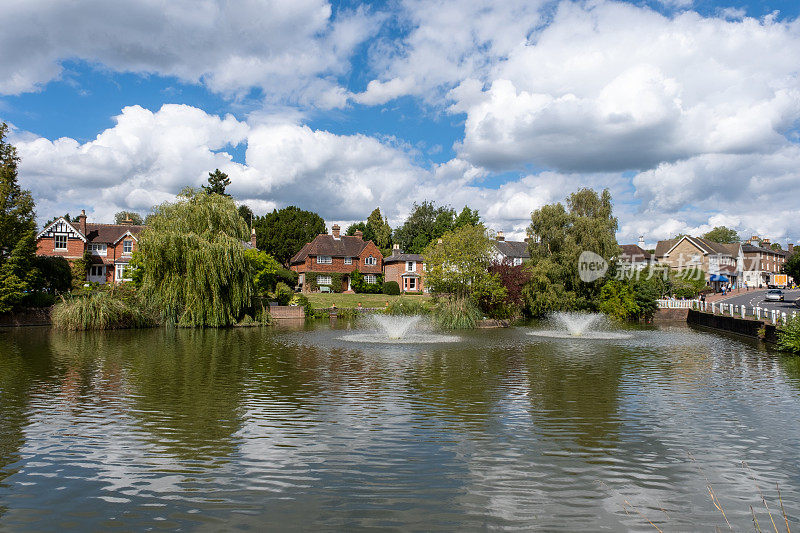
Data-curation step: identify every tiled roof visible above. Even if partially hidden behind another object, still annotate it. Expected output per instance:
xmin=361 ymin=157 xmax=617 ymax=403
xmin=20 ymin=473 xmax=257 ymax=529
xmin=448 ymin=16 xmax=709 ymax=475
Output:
xmin=654 ymin=238 xmax=677 ymax=258
xmin=654 ymin=236 xmax=739 ymax=258
xmin=83 ymin=223 xmax=144 ymax=244
xmin=619 ymin=244 xmax=651 ymax=262
xmin=741 ymin=243 xmax=788 ymax=256
xmin=290 ymin=234 xmax=372 ymax=264
xmin=383 ymin=252 xmax=424 ymax=264
xmin=493 ymin=240 xmax=530 ymax=259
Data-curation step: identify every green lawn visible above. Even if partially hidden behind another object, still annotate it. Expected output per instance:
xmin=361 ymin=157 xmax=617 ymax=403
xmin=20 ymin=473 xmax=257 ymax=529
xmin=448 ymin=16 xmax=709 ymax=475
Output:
xmin=304 ymin=293 xmax=431 ymax=310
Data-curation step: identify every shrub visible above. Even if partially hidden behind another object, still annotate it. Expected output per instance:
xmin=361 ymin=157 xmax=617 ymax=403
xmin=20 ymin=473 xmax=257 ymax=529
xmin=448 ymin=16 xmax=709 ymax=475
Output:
xmin=351 ymin=269 xmax=383 ymax=294
xmin=433 ymin=297 xmax=482 ymax=329
xmin=290 ymin=294 xmax=314 ymax=317
xmin=274 ymin=282 xmax=294 ymax=306
xmin=382 ymin=281 xmax=400 ymax=295
xmin=20 ymin=292 xmax=56 ymax=308
xmin=778 ymin=315 xmax=800 ymax=354
xmin=385 ymin=297 xmax=430 ymax=316
xmin=51 ymin=291 xmax=159 ymax=330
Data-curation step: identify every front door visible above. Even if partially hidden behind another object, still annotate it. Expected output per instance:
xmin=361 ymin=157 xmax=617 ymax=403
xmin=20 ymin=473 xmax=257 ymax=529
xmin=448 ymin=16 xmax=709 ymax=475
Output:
xmin=88 ymin=265 xmax=106 ymax=284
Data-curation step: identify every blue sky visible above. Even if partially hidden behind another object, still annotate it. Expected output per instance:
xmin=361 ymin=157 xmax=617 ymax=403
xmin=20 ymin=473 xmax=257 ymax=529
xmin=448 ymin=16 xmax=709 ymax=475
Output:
xmin=2 ymin=0 xmax=799 ymax=246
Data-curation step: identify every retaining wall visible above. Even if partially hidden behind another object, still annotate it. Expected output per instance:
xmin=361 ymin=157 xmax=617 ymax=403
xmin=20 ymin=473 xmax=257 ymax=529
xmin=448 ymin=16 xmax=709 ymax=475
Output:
xmin=269 ymin=305 xmax=305 ymax=320
xmin=687 ymin=309 xmax=775 ymax=342
xmin=0 ymin=307 xmax=52 ymax=327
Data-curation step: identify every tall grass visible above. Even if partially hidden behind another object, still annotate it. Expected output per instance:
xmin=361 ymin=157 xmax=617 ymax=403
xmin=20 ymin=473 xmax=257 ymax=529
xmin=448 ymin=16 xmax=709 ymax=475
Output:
xmin=432 ymin=297 xmax=483 ymax=329
xmin=51 ymin=292 xmax=159 ymax=331
xmin=777 ymin=315 xmax=800 ymax=354
xmin=384 ymin=297 xmax=430 ymax=316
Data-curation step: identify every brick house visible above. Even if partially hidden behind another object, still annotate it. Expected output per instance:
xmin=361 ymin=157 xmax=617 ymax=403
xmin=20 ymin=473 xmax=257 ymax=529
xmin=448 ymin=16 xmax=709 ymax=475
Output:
xmin=36 ymin=210 xmax=143 ymax=284
xmin=654 ymin=235 xmax=743 ymax=288
xmin=383 ymin=244 xmax=427 ymax=293
xmin=740 ymin=236 xmax=791 ymax=287
xmin=290 ymin=224 xmax=383 ymax=292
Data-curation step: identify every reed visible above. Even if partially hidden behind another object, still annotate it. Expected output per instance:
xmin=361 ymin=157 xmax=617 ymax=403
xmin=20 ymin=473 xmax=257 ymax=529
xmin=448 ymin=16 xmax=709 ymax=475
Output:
xmin=432 ymin=297 xmax=482 ymax=329
xmin=51 ymin=292 xmax=159 ymax=331
xmin=384 ymin=297 xmax=430 ymax=316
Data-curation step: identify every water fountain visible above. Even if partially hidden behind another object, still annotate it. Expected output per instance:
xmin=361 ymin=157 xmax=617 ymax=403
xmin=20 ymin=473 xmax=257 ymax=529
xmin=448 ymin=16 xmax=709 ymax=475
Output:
xmin=528 ymin=312 xmax=631 ymax=340
xmin=339 ymin=314 xmax=460 ymax=344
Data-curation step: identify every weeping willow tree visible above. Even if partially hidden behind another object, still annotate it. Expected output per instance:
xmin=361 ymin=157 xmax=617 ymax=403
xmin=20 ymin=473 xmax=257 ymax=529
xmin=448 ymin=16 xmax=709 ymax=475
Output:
xmin=139 ymin=188 xmax=254 ymax=327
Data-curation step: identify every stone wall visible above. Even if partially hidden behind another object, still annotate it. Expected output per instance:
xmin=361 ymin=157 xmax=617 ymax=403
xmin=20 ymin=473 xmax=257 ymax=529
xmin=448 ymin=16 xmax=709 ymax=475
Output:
xmin=687 ymin=309 xmax=765 ymax=339
xmin=0 ymin=307 xmax=52 ymax=327
xmin=269 ymin=305 xmax=305 ymax=320
xmin=653 ymin=308 xmax=689 ymax=323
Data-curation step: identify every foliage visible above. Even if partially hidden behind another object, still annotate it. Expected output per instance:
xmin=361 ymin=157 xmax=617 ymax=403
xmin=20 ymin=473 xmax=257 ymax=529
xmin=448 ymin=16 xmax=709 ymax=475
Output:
xmin=702 ymin=226 xmax=740 ymax=244
xmin=138 ymin=189 xmax=254 ymax=327
xmin=346 ymin=221 xmax=367 ymax=236
xmin=274 ymin=282 xmax=294 ymax=306
xmin=777 ymin=315 xmax=800 ymax=354
xmin=44 ymin=213 xmax=72 ymax=227
xmin=71 ymin=250 xmax=92 ymax=289
xmin=670 ymin=268 xmax=707 ymax=298
xmin=522 ymin=188 xmax=618 ymax=316
xmin=433 ymin=297 xmax=483 ymax=329
xmin=385 ymin=297 xmax=430 ymax=316
xmin=252 ymin=206 xmax=326 ymax=266
xmin=203 ymin=168 xmax=231 ymax=196
xmin=471 ymin=273 xmax=512 ymax=319
xmin=237 ymin=204 xmax=254 ymax=228
xmin=770 ymin=242 xmax=783 ymax=251
xmin=245 ymin=249 xmax=283 ymax=295
xmin=394 ymin=201 xmax=477 ymax=254
xmin=114 ymin=211 xmax=144 ymax=225
xmin=290 ymin=293 xmax=314 ymax=317
xmin=351 ymin=269 xmax=383 ymax=294
xmin=0 ymin=123 xmax=36 ymax=261
xmin=423 ymin=224 xmax=493 ymax=299
xmin=305 ymin=271 xmax=344 ymax=293
xmin=382 ymin=280 xmax=401 ymax=295
xmin=489 ymin=261 xmax=532 ymax=311
xmin=629 ymin=269 xmax=667 ymax=321
xmin=51 ymin=290 xmax=158 ymax=330
xmin=596 ymin=279 xmax=639 ymax=321
xmin=784 ymin=251 xmax=800 ymax=283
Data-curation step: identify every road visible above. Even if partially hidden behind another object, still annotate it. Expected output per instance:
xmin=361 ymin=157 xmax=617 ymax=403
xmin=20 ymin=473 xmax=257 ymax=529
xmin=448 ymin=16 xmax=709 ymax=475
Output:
xmin=717 ymin=289 xmax=800 ymax=315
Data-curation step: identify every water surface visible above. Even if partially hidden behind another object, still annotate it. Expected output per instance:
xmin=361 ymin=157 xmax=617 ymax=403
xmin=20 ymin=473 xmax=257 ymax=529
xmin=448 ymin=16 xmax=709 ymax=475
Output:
xmin=1 ymin=322 xmax=799 ymax=530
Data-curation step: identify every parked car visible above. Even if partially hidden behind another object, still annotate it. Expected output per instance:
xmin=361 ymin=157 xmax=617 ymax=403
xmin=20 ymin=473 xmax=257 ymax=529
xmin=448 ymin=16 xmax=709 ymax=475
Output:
xmin=765 ymin=289 xmax=784 ymax=302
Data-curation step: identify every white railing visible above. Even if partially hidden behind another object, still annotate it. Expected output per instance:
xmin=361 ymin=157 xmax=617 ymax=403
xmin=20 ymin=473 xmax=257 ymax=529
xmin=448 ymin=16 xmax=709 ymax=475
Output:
xmin=656 ymin=299 xmax=695 ymax=309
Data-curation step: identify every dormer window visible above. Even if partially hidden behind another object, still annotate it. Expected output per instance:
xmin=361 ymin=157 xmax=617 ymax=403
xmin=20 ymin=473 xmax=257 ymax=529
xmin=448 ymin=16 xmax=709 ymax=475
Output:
xmin=364 ymin=256 xmax=377 ymax=266
xmin=89 ymin=243 xmax=107 ymax=256
xmin=344 ymin=257 xmax=352 ymax=265
xmin=54 ymin=234 xmax=68 ymax=250
xmin=317 ymin=255 xmax=332 ymax=264
xmin=123 ymin=240 xmax=133 ymax=254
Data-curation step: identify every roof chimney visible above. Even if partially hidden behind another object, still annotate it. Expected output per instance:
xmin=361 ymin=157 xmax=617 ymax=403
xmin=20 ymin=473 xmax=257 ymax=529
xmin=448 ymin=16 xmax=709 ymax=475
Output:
xmin=250 ymin=228 xmax=257 ymax=249
xmin=789 ymin=243 xmax=794 ymax=254
xmin=354 ymin=230 xmax=363 ymax=239
xmin=762 ymin=238 xmax=770 ymax=246
xmin=331 ymin=224 xmax=341 ymax=240
xmin=638 ymin=235 xmax=645 ymax=249
xmin=78 ymin=209 xmax=87 ymax=236
xmin=496 ymin=231 xmax=505 ymax=241
xmin=393 ymin=243 xmax=400 ymax=251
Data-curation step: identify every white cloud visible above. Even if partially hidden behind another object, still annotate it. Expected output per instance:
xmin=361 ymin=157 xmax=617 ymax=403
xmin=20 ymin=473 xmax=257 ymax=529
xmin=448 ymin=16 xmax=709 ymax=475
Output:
xmin=0 ymin=0 xmax=377 ymax=107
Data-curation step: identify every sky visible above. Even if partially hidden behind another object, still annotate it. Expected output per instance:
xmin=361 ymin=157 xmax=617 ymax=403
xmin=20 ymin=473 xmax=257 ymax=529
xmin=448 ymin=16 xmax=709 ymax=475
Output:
xmin=2 ymin=0 xmax=799 ymax=247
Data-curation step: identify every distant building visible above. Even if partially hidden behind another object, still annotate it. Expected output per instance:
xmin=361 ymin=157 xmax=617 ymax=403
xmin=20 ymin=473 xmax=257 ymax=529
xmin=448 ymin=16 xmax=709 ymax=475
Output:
xmin=492 ymin=231 xmax=530 ymax=266
xmin=383 ymin=244 xmax=427 ymax=293
xmin=36 ymin=210 xmax=143 ymax=284
xmin=740 ymin=236 xmax=790 ymax=287
xmin=619 ymin=236 xmax=652 ymax=270
xmin=654 ymin=235 xmax=743 ymax=288
xmin=290 ymin=225 xmax=383 ymax=293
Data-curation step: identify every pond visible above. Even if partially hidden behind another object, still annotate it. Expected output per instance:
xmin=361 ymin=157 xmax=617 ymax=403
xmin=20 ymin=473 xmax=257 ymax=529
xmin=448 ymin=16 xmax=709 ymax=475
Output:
xmin=1 ymin=320 xmax=799 ymax=530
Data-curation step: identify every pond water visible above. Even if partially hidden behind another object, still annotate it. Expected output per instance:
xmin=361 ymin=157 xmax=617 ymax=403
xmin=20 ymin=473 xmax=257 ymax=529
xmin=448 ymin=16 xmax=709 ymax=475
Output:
xmin=1 ymin=321 xmax=799 ymax=531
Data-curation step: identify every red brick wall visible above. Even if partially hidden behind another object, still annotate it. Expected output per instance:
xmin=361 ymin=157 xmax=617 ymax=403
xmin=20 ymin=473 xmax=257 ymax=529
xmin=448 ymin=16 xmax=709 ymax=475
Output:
xmin=291 ymin=241 xmax=384 ymax=275
xmin=384 ymin=261 xmax=424 ymax=292
xmin=37 ymin=236 xmax=85 ymax=259
xmin=358 ymin=241 xmax=383 ymax=274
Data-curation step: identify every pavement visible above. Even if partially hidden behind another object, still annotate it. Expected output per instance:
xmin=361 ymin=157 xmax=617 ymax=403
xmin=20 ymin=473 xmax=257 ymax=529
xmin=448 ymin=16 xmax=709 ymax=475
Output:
xmin=710 ymin=288 xmax=800 ymax=314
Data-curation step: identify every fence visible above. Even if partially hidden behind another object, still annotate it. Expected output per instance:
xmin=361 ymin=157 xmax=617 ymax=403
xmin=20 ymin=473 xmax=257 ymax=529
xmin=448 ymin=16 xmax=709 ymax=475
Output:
xmin=656 ymin=299 xmax=694 ymax=309
xmin=693 ymin=299 xmax=799 ymax=326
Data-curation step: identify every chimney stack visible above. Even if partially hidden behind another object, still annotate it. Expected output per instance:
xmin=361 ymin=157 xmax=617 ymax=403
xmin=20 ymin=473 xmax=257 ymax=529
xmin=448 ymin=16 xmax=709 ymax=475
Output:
xmin=251 ymin=228 xmax=257 ymax=249
xmin=393 ymin=243 xmax=400 ymax=252
xmin=331 ymin=224 xmax=341 ymax=239
xmin=78 ymin=209 xmax=87 ymax=236
xmin=638 ymin=235 xmax=645 ymax=249
xmin=496 ymin=231 xmax=505 ymax=241
xmin=789 ymin=243 xmax=794 ymax=254
xmin=354 ymin=230 xmax=363 ymax=239
xmin=762 ymin=238 xmax=770 ymax=246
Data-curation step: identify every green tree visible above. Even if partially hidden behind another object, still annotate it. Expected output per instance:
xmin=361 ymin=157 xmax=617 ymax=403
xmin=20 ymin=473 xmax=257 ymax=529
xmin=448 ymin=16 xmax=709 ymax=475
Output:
xmin=244 ymin=249 xmax=283 ymax=295
xmin=0 ymin=232 xmax=38 ymax=312
xmin=783 ymin=251 xmax=800 ymax=283
xmin=522 ymin=188 xmax=618 ymax=317
xmin=202 ymin=169 xmax=231 ymax=196
xmin=114 ymin=211 xmax=144 ymax=225
xmin=596 ymin=279 xmax=639 ymax=321
xmin=44 ymin=213 xmax=71 ymax=227
xmin=453 ymin=206 xmax=480 ymax=228
xmin=237 ymin=204 xmax=254 ymax=228
xmin=423 ymin=224 xmax=494 ymax=300
xmin=366 ymin=207 xmax=393 ymax=250
xmin=394 ymin=201 xmax=457 ymax=254
xmin=770 ymin=242 xmax=783 ymax=251
xmin=346 ymin=221 xmax=367 ymax=237
xmin=139 ymin=188 xmax=254 ymax=327
xmin=0 ymin=123 xmax=36 ymax=259
xmin=252 ymin=206 xmax=326 ymax=267
xmin=703 ymin=226 xmax=740 ymax=244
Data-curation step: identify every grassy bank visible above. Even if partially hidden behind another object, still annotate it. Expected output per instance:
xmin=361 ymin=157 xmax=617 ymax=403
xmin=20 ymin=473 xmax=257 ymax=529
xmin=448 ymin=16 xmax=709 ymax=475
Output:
xmin=303 ymin=293 xmax=432 ymax=310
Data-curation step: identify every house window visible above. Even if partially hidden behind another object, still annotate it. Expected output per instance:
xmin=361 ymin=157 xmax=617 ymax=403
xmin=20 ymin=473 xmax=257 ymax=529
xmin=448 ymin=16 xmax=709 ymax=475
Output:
xmin=89 ymin=243 xmax=107 ymax=256
xmin=344 ymin=257 xmax=353 ymax=265
xmin=89 ymin=265 xmax=105 ymax=278
xmin=406 ymin=277 xmax=417 ymax=290
xmin=364 ymin=256 xmax=377 ymax=266
xmin=54 ymin=234 xmax=67 ymax=250
xmin=406 ymin=261 xmax=415 ymax=272
xmin=317 ymin=275 xmax=332 ymax=286
xmin=123 ymin=240 xmax=133 ymax=254
xmin=513 ymin=257 xmax=523 ymax=266
xmin=364 ymin=274 xmax=377 ymax=284
xmin=317 ymin=255 xmax=332 ymax=264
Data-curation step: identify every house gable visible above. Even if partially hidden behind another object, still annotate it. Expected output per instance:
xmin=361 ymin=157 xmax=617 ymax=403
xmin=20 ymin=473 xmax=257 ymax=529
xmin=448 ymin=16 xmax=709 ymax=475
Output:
xmin=36 ymin=218 xmax=87 ymax=242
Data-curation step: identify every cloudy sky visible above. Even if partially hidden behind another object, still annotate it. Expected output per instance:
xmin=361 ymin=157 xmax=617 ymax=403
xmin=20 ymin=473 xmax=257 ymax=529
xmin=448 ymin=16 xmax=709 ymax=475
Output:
xmin=2 ymin=0 xmax=799 ymax=246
